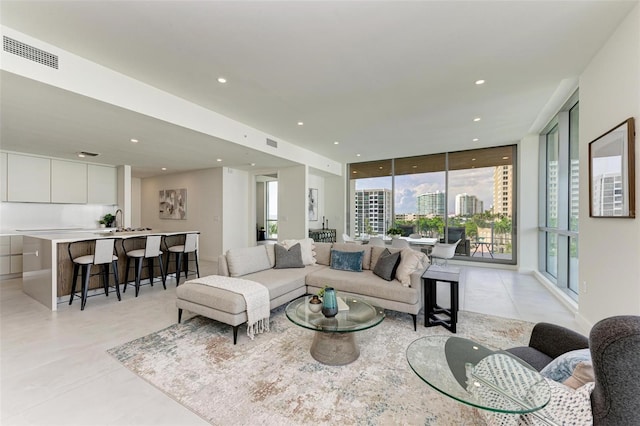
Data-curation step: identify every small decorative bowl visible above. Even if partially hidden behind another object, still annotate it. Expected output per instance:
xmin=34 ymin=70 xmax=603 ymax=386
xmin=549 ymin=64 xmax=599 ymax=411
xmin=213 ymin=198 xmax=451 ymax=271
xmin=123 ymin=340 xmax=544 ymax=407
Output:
xmin=308 ymin=295 xmax=322 ymax=313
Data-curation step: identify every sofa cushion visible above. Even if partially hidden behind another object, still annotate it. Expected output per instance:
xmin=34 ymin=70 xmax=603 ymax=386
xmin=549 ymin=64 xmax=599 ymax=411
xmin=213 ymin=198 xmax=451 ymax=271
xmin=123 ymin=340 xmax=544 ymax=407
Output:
xmin=373 ymin=249 xmax=401 ymax=281
xmin=331 ymin=243 xmax=372 ymax=270
xmin=243 ymin=265 xmax=323 ymax=301
xmin=541 ymin=348 xmax=591 ymax=383
xmin=370 ymin=246 xmax=402 ymax=270
xmin=274 ymin=243 xmax=304 ymax=269
xmin=226 ymin=246 xmax=271 ymax=277
xmin=396 ymin=248 xmax=428 ymax=286
xmin=314 ymin=242 xmax=333 ymax=265
xmin=281 ymin=238 xmax=316 ymax=265
xmin=330 ymin=249 xmax=364 ymax=272
xmin=306 ymin=268 xmax=420 ymax=305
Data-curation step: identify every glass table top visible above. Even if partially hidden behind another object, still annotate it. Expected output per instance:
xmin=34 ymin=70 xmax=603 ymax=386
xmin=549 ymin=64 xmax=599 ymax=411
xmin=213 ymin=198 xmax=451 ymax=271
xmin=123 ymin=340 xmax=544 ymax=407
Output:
xmin=406 ymin=336 xmax=551 ymax=414
xmin=285 ymin=295 xmax=385 ymax=333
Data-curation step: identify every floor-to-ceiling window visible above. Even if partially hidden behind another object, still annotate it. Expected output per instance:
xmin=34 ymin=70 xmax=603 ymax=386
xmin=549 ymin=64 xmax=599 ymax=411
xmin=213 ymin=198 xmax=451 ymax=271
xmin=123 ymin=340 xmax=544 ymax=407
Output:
xmin=266 ymin=180 xmax=278 ymax=239
xmin=348 ymin=145 xmax=517 ymax=264
xmin=539 ymin=94 xmax=579 ymax=299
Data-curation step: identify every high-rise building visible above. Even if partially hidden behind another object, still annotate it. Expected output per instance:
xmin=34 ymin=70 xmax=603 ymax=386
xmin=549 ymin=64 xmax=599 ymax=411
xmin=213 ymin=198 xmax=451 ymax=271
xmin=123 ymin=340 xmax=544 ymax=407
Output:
xmin=493 ymin=165 xmax=513 ymax=216
xmin=455 ymin=193 xmax=483 ymax=216
xmin=592 ymin=172 xmax=624 ymax=216
xmin=353 ymin=189 xmax=393 ymax=236
xmin=417 ymin=191 xmax=446 ymax=217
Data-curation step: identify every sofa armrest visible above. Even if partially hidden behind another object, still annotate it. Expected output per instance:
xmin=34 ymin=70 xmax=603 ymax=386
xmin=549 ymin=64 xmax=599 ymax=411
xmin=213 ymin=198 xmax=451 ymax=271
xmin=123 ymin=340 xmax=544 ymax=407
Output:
xmin=408 ymin=265 xmax=428 ymax=308
xmin=528 ymin=322 xmax=589 ymax=360
xmin=217 ymin=254 xmax=230 ymax=276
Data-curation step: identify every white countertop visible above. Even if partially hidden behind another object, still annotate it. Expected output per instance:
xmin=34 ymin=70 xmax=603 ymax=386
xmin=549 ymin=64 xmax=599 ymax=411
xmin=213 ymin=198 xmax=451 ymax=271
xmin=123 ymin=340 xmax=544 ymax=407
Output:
xmin=20 ymin=230 xmax=199 ymax=243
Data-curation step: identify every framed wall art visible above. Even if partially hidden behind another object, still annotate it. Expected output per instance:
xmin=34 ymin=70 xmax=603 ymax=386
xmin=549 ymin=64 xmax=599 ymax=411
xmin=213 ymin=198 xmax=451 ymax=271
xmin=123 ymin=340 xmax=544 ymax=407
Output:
xmin=308 ymin=188 xmax=318 ymax=221
xmin=589 ymin=117 xmax=635 ymax=218
xmin=159 ymin=188 xmax=187 ymax=220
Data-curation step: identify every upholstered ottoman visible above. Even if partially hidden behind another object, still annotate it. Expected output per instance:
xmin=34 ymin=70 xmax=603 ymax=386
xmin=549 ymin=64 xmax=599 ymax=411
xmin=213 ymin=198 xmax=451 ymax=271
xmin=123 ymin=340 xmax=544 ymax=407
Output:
xmin=176 ymin=278 xmax=252 ymax=344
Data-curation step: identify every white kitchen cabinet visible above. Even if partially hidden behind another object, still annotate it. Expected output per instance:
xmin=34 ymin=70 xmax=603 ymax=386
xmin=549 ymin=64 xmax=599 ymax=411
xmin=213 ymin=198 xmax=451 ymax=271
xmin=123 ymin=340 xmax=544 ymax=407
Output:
xmin=88 ymin=164 xmax=117 ymax=204
xmin=0 ymin=235 xmax=23 ymax=275
xmin=7 ymin=154 xmax=51 ymax=202
xmin=1 ymin=152 xmax=7 ymax=202
xmin=51 ymin=160 xmax=88 ymax=203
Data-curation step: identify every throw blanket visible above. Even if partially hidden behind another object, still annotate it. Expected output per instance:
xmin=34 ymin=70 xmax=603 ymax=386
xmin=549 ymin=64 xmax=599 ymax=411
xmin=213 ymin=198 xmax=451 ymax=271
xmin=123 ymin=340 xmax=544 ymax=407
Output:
xmin=188 ymin=275 xmax=270 ymax=340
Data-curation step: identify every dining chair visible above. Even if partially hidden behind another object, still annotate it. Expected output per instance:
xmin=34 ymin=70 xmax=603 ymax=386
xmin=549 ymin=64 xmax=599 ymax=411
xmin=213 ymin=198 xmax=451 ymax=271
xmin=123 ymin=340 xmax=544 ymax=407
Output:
xmin=68 ymin=238 xmax=120 ymax=310
xmin=429 ymin=239 xmax=461 ymax=267
xmin=368 ymin=237 xmax=386 ymax=247
xmin=391 ymin=238 xmax=410 ymax=248
xmin=122 ymin=235 xmax=166 ymax=297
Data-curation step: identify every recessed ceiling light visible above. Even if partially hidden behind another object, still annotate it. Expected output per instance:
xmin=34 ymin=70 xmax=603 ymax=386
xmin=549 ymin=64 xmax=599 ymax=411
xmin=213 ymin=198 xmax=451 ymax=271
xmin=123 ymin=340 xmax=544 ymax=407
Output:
xmin=216 ymin=158 xmax=222 ymax=162
xmin=379 ymin=166 xmax=383 ymax=170
xmin=334 ymin=141 xmax=339 ymax=145
xmin=472 ymin=158 xmax=476 ymax=161
xmin=77 ymin=153 xmax=85 ymax=158
xmin=502 ymin=156 xmax=509 ymax=160
xmin=130 ymin=138 xmax=139 ymax=143
xmin=473 ymin=117 xmax=481 ymax=122
xmin=250 ymin=163 xmax=256 ymax=166
xmin=217 ymin=77 xmax=227 ymax=83
xmin=473 ymin=138 xmax=479 ymax=142
xmin=352 ymin=170 xmax=357 ymax=174
xmin=475 ymin=79 xmax=485 ymax=85
xmin=297 ymin=121 xmax=304 ymax=126
xmin=356 ymin=153 xmax=361 ymax=157
xmin=161 ymin=167 xmax=167 ymax=171
xmin=412 ymin=165 xmax=417 ymax=168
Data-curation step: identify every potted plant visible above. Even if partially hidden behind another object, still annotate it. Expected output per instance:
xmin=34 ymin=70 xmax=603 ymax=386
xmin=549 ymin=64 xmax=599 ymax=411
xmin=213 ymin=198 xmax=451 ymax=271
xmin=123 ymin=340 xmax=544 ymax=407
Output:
xmin=387 ymin=227 xmax=403 ymax=238
xmin=100 ymin=213 xmax=116 ymax=228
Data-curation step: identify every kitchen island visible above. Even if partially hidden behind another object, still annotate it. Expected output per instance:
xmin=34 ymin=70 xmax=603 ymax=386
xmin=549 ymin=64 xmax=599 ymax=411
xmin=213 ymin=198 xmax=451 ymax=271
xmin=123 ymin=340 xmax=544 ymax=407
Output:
xmin=22 ymin=230 xmax=199 ymax=310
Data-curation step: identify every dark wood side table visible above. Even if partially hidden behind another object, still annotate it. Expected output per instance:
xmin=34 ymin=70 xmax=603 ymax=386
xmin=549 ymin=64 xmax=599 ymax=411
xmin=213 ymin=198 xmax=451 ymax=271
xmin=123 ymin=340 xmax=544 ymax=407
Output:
xmin=422 ymin=265 xmax=461 ymax=333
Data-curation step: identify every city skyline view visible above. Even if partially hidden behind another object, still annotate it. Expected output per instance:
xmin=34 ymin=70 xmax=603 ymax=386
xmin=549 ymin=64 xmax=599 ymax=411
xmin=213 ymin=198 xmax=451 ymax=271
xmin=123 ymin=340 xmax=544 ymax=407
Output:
xmin=354 ymin=167 xmax=496 ymax=215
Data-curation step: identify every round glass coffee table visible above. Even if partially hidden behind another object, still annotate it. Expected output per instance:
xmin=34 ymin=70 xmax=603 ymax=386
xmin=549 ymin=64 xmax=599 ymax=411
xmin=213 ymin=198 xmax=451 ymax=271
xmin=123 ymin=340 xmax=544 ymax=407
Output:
xmin=407 ymin=336 xmax=554 ymax=421
xmin=286 ymin=295 xmax=384 ymax=365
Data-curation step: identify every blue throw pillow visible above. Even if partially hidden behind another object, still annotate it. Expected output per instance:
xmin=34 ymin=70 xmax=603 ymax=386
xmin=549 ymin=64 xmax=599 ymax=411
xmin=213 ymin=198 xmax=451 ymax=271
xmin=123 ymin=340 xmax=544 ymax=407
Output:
xmin=540 ymin=348 xmax=591 ymax=383
xmin=330 ymin=249 xmax=364 ymax=272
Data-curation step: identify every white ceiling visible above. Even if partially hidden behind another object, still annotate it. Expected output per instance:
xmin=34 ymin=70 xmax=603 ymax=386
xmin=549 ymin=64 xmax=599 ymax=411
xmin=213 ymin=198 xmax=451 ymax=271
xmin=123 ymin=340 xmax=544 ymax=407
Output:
xmin=0 ymin=1 xmax=636 ymax=178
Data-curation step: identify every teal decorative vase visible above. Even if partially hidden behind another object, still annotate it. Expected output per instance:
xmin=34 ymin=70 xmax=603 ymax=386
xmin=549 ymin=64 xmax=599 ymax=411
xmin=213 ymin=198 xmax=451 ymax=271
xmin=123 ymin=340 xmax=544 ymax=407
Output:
xmin=321 ymin=287 xmax=338 ymax=317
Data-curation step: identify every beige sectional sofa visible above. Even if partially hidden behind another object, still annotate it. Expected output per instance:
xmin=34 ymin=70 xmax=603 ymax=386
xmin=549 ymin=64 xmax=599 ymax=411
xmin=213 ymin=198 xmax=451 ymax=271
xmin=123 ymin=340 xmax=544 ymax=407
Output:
xmin=177 ymin=241 xmax=429 ymax=341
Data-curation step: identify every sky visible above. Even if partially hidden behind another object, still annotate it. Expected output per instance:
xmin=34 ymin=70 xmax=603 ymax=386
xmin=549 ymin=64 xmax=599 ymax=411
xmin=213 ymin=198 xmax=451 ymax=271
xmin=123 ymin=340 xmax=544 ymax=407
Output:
xmin=355 ymin=167 xmax=495 ymax=214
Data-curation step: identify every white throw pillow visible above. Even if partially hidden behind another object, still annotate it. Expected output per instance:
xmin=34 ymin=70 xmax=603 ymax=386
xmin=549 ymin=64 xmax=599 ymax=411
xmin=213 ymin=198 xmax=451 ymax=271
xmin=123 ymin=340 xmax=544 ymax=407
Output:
xmin=395 ymin=248 xmax=428 ymax=286
xmin=281 ymin=238 xmax=316 ymax=265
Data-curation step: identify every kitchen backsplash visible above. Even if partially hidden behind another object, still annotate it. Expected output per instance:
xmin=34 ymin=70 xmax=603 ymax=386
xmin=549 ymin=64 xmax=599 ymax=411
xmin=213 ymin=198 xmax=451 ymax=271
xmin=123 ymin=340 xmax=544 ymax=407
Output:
xmin=0 ymin=202 xmax=118 ymax=231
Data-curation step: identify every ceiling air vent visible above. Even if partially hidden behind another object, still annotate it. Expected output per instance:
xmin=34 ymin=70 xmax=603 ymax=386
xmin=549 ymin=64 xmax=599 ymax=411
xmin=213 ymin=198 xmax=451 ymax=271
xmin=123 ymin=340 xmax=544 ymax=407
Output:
xmin=3 ymin=36 xmax=59 ymax=69
xmin=266 ymin=138 xmax=278 ymax=148
xmin=76 ymin=151 xmax=99 ymax=158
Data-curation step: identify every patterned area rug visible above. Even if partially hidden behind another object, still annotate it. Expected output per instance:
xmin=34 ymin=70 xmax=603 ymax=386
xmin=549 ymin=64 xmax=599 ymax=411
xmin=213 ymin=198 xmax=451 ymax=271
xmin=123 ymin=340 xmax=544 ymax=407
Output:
xmin=108 ymin=307 xmax=534 ymax=425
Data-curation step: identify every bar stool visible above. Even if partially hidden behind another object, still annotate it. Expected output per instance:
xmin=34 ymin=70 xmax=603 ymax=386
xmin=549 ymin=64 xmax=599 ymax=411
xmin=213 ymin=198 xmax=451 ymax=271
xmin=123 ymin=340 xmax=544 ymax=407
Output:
xmin=163 ymin=233 xmax=200 ymax=285
xmin=122 ymin=235 xmax=166 ymax=297
xmin=68 ymin=238 xmax=120 ymax=310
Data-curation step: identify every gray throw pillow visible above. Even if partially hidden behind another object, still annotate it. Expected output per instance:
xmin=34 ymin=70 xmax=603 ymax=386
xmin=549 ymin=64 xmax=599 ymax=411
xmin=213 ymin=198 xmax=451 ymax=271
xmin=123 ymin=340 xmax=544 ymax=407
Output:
xmin=373 ymin=248 xmax=401 ymax=281
xmin=274 ymin=243 xmax=304 ymax=269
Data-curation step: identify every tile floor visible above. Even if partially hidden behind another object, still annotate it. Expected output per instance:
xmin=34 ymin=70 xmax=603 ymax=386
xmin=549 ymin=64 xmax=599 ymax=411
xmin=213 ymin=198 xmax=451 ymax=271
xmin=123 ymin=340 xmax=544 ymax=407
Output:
xmin=1 ymin=261 xmax=581 ymax=425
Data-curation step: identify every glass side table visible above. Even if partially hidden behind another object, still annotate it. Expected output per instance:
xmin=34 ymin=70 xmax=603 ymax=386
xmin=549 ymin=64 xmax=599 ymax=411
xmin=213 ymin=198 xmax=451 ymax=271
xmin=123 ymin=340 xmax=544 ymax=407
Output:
xmin=407 ymin=336 xmax=558 ymax=424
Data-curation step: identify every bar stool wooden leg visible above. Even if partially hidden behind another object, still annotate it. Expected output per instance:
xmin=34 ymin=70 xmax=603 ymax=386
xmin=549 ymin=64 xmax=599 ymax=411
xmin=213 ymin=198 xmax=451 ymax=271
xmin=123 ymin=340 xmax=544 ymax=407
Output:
xmin=135 ymin=257 xmax=143 ymax=297
xmin=123 ymin=257 xmax=131 ymax=293
xmin=147 ymin=258 xmax=155 ymax=287
xmin=158 ymin=255 xmax=166 ymax=289
xmin=81 ymin=264 xmax=91 ymax=311
xmin=175 ymin=252 xmax=183 ymax=284
xmin=112 ymin=260 xmax=121 ymax=301
xmin=101 ymin=264 xmax=109 ymax=297
xmin=194 ymin=252 xmax=200 ymax=278
xmin=69 ymin=263 xmax=79 ymax=305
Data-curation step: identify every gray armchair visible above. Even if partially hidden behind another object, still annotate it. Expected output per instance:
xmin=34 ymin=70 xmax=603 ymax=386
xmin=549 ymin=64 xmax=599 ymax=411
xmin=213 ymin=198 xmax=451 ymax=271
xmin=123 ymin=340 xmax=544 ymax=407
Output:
xmin=506 ymin=316 xmax=640 ymax=425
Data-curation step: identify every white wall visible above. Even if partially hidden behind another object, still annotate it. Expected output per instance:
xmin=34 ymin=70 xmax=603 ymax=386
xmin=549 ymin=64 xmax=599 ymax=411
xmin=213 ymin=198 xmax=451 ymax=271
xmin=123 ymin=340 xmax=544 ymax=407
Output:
xmin=578 ymin=3 xmax=640 ymax=324
xmin=131 ymin=177 xmax=142 ymax=228
xmin=277 ymin=165 xmax=307 ymax=240
xmin=141 ymin=168 xmax=222 ymax=261
xmin=517 ymin=134 xmax=541 ymax=273
xmin=221 ymin=167 xmax=251 ymax=252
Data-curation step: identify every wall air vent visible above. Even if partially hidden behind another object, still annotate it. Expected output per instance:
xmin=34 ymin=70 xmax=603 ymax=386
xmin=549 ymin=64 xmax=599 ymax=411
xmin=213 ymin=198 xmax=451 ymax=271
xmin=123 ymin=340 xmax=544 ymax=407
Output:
xmin=3 ymin=36 xmax=59 ymax=69
xmin=266 ymin=138 xmax=278 ymax=148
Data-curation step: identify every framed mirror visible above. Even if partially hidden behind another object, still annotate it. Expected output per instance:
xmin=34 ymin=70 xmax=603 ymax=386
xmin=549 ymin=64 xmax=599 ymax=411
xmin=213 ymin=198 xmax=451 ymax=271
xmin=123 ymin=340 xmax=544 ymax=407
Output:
xmin=589 ymin=117 xmax=635 ymax=218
